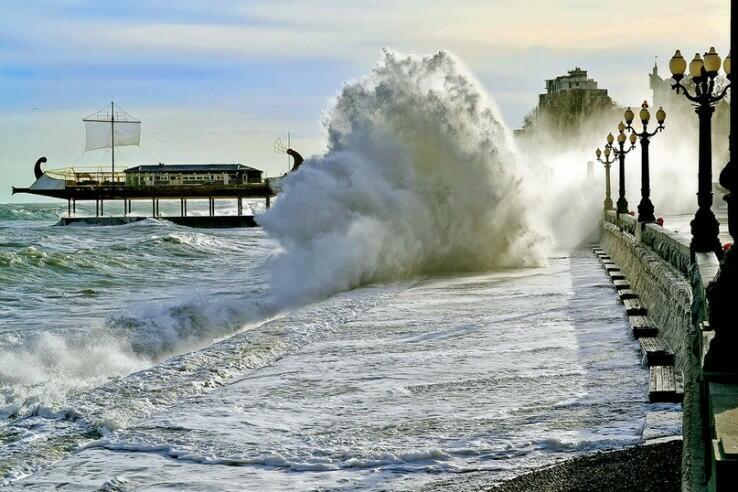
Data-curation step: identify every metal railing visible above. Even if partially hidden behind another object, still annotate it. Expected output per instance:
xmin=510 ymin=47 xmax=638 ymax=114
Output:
xmin=46 ymin=167 xmax=126 ymax=186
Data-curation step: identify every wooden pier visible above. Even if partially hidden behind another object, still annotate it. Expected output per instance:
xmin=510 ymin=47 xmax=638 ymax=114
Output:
xmin=11 ymin=159 xmax=285 ymax=228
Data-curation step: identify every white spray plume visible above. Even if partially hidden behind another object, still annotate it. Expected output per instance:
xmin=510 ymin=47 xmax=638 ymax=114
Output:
xmin=261 ymin=50 xmax=548 ymax=304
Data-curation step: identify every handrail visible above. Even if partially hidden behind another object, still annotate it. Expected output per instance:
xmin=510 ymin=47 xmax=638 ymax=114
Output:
xmin=45 ymin=167 xmax=128 ymax=184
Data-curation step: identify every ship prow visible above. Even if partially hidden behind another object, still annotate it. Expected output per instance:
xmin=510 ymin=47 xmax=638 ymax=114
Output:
xmin=12 ymin=157 xmax=68 ymax=198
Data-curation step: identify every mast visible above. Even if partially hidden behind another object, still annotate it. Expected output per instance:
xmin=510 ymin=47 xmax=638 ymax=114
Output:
xmin=111 ymin=101 xmax=115 ymax=181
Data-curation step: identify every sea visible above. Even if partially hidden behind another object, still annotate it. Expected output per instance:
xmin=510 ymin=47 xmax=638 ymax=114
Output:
xmin=1 ymin=51 xmax=680 ymax=490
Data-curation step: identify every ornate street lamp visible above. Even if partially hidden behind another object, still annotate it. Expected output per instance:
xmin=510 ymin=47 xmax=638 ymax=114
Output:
xmin=596 ymin=146 xmax=616 ymax=212
xmin=624 ymin=102 xmax=666 ymax=223
xmin=606 ymin=130 xmax=638 ymax=215
xmin=669 ymin=47 xmax=732 ymax=254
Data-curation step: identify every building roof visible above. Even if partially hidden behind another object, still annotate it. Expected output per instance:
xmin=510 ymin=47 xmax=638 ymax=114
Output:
xmin=124 ymin=164 xmax=262 ymax=174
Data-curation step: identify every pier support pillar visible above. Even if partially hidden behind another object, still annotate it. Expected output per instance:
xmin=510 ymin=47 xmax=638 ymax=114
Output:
xmin=266 ymin=195 xmax=271 ymax=209
xmin=95 ymin=199 xmax=99 ymax=217
xmin=100 ymin=200 xmax=104 ymax=216
xmin=156 ymin=199 xmax=160 ymax=217
xmin=67 ymin=199 xmax=71 ymax=217
xmin=184 ymin=199 xmax=187 ymax=217
xmin=209 ymin=198 xmax=214 ymax=216
xmin=237 ymin=197 xmax=243 ymax=216
xmin=180 ymin=197 xmax=184 ymax=217
xmin=72 ymin=199 xmax=76 ymax=215
xmin=128 ymin=200 xmax=132 ymax=214
xmin=152 ymin=198 xmax=156 ymax=217
xmin=123 ymin=199 xmax=127 ymax=217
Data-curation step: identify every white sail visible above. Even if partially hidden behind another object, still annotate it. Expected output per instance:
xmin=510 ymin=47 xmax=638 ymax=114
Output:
xmin=83 ymin=105 xmax=141 ymax=151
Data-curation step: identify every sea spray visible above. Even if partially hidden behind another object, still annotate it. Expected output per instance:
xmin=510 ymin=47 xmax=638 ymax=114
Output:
xmin=261 ymin=50 xmax=548 ymax=304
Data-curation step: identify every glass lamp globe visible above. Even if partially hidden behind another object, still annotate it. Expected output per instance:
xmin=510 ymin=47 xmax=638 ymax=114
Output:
xmin=656 ymin=107 xmax=666 ymax=125
xmin=596 ymin=147 xmax=601 ymax=158
xmin=629 ymin=133 xmax=637 ymax=145
xmin=617 ymin=131 xmax=626 ymax=144
xmin=725 ymin=51 xmax=731 ymax=77
xmin=639 ymin=102 xmax=650 ymax=124
xmin=624 ymin=107 xmax=634 ymax=125
xmin=618 ymin=121 xmax=626 ymax=133
xmin=689 ymin=53 xmax=704 ymax=78
xmin=604 ymin=147 xmax=611 ymax=158
xmin=607 ymin=133 xmax=614 ymax=145
xmin=669 ymin=50 xmax=687 ymax=79
xmin=704 ymin=47 xmax=721 ymax=75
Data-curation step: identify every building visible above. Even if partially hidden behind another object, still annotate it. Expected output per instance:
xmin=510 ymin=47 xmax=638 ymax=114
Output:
xmin=516 ymin=67 xmax=616 ymax=141
xmin=123 ymin=164 xmax=263 ymax=187
xmin=538 ymin=67 xmax=612 ymax=108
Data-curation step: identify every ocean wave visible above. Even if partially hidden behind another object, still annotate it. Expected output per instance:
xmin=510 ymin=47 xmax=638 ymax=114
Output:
xmin=260 ymin=50 xmax=549 ymax=306
xmin=0 ymin=285 xmax=402 ymax=484
xmin=533 ymin=434 xmax=643 ymax=453
xmin=0 ymin=205 xmax=64 ymax=222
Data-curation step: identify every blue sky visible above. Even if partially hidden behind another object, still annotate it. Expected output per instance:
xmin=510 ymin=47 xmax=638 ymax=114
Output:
xmin=0 ymin=0 xmax=731 ymax=201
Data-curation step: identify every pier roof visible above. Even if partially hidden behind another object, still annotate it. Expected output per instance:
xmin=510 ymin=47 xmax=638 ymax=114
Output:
xmin=124 ymin=164 xmax=261 ymax=173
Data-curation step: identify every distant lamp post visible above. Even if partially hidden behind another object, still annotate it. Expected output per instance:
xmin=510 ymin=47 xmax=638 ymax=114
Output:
xmin=606 ymin=130 xmax=637 ymax=215
xmin=596 ymin=146 xmax=616 ymax=212
xmin=669 ymin=47 xmax=732 ymax=254
xmin=624 ymin=102 xmax=666 ymax=223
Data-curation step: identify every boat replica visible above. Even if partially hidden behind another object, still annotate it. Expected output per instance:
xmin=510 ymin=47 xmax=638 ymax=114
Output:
xmin=11 ymin=103 xmax=303 ymax=227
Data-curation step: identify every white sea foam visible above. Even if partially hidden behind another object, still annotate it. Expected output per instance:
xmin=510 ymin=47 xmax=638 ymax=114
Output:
xmin=260 ymin=50 xmax=548 ymax=305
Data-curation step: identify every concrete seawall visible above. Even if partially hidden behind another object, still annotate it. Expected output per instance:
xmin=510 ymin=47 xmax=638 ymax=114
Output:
xmin=599 ymin=211 xmax=710 ymax=491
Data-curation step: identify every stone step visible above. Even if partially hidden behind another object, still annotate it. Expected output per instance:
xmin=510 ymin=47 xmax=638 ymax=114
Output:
xmin=623 ymin=298 xmax=647 ymax=315
xmin=649 ymin=366 xmax=684 ymax=403
xmin=618 ymin=289 xmax=638 ymax=301
xmin=629 ymin=315 xmax=658 ymax=338
xmin=613 ymin=279 xmax=631 ymax=291
xmin=604 ymin=264 xmax=620 ymax=273
xmin=640 ymin=337 xmax=675 ymax=366
xmin=609 ymin=271 xmax=626 ymax=281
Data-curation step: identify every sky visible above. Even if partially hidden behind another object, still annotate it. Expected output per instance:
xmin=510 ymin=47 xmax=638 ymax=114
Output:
xmin=0 ymin=0 xmax=731 ymax=202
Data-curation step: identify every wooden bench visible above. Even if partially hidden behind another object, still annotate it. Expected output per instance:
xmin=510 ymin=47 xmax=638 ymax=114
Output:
xmin=629 ymin=315 xmax=658 ymax=338
xmin=618 ymin=289 xmax=638 ymax=301
xmin=649 ymin=366 xmax=684 ymax=403
xmin=640 ymin=337 xmax=675 ymax=365
xmin=623 ymin=298 xmax=647 ymax=315
xmin=613 ymin=279 xmax=631 ymax=290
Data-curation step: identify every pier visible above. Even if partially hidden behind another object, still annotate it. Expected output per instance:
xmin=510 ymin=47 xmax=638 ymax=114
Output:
xmin=11 ymin=159 xmax=289 ymax=227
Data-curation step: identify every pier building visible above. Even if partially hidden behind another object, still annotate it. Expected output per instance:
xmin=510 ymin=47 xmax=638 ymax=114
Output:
xmin=124 ymin=164 xmax=263 ymax=186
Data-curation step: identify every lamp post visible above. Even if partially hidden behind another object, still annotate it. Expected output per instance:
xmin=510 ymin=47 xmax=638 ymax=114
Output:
xmin=606 ymin=130 xmax=638 ymax=215
xmin=624 ymin=102 xmax=666 ymax=223
xmin=704 ymin=44 xmax=736 ymax=373
xmin=596 ymin=146 xmax=616 ymax=212
xmin=669 ymin=47 xmax=731 ymax=254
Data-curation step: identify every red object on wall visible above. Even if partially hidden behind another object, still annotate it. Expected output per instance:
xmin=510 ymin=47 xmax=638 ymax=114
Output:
xmin=657 ymin=217 xmax=664 ymax=226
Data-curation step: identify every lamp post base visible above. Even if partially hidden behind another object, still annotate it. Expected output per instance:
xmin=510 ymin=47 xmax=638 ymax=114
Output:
xmin=637 ymin=198 xmax=656 ymax=223
xmin=616 ymin=197 xmax=628 ymax=215
xmin=690 ymin=207 xmax=723 ymax=255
